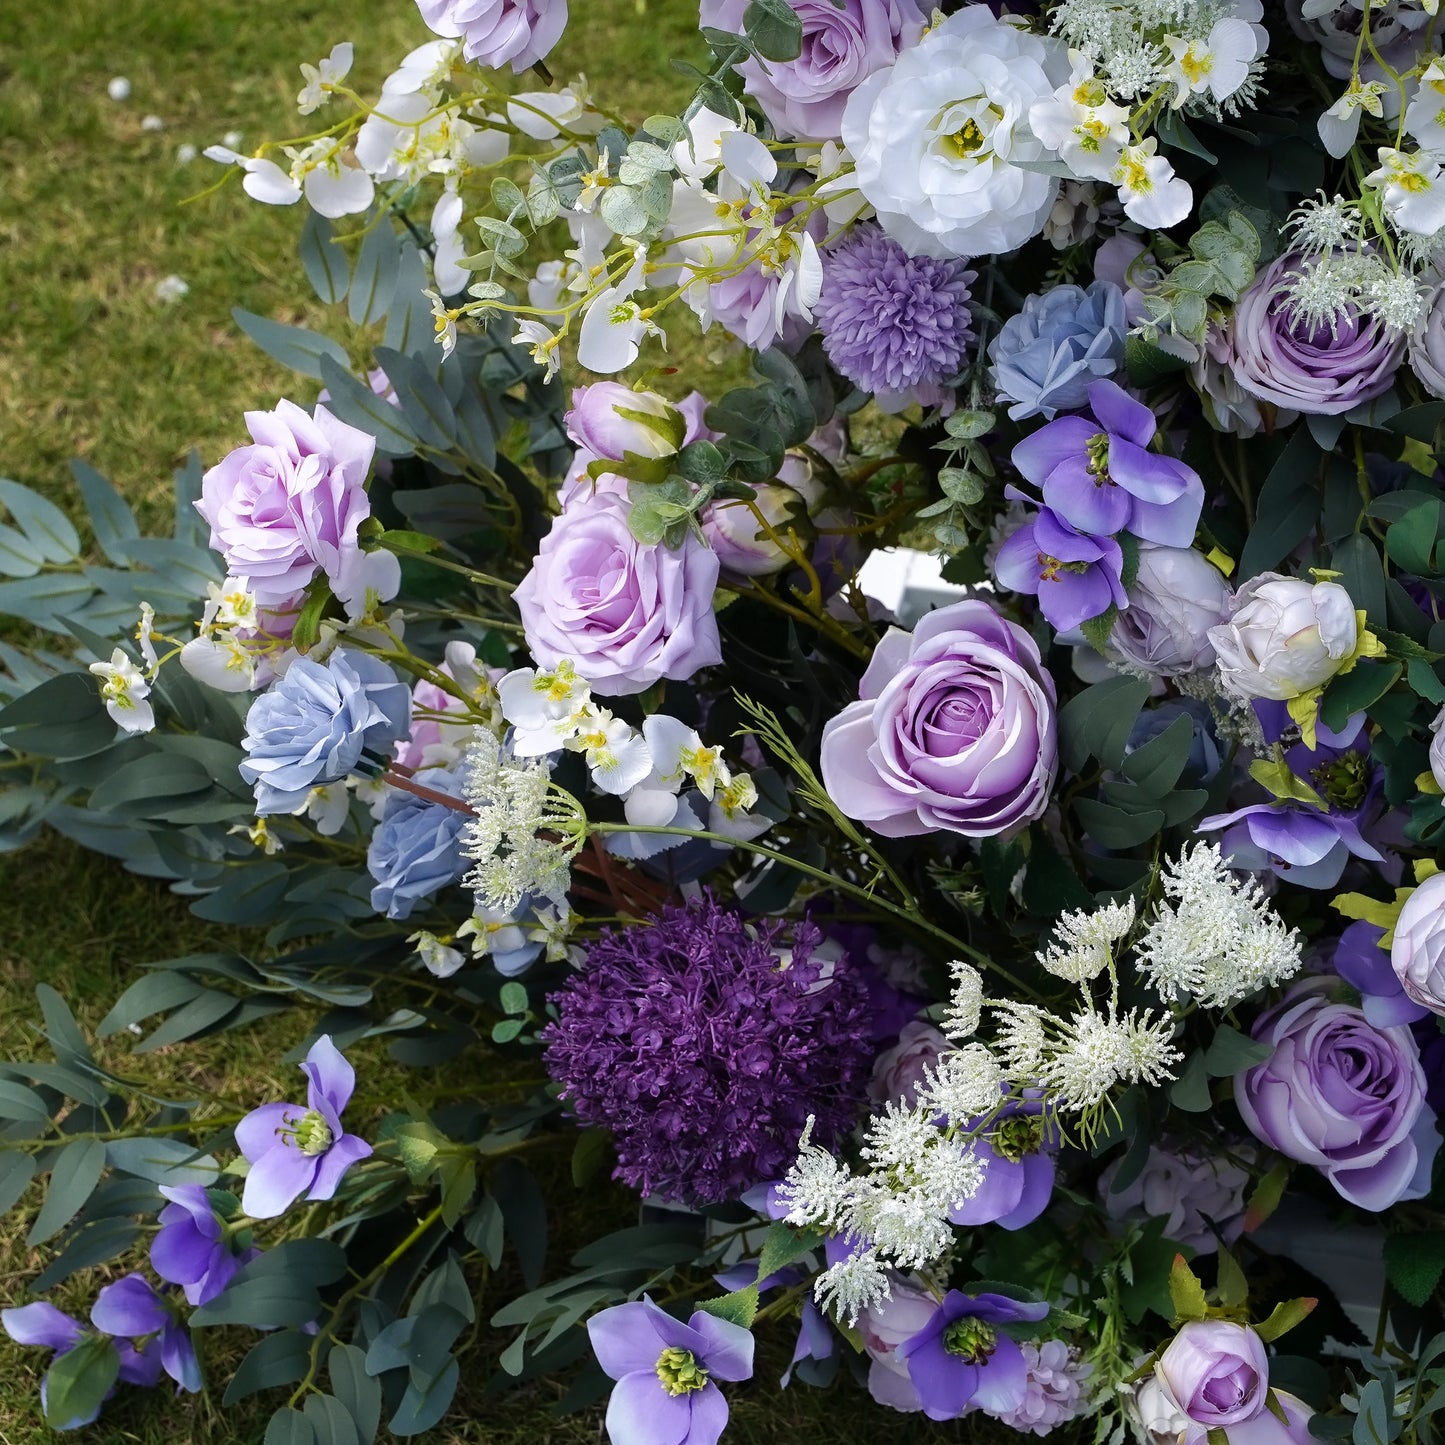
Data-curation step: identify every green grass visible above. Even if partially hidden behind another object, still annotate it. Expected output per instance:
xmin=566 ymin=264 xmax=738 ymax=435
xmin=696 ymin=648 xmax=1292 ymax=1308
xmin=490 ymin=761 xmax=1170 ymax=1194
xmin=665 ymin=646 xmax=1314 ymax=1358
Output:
xmin=0 ymin=2 xmax=1008 ymax=1440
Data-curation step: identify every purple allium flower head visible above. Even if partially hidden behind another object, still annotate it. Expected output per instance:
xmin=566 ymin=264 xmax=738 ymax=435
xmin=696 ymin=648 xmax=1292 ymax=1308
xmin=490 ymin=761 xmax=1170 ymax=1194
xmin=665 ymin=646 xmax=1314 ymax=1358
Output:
xmin=898 ymin=1291 xmax=1050 ymax=1422
xmin=815 ymin=224 xmax=976 ymax=409
xmin=992 ymin=505 xmax=1127 ymax=631
xmin=541 ymin=894 xmax=873 ymax=1205
xmin=234 ymin=1035 xmax=373 ymax=1219
xmin=1011 ymin=379 xmax=1203 ymax=548
xmin=989 ymin=281 xmax=1128 ymax=421
xmin=90 ymin=1275 xmax=200 ymax=1395
xmin=587 ymin=1296 xmax=754 ymax=1445
xmin=152 ymin=1185 xmax=257 ymax=1307
xmin=366 ymin=764 xmax=470 ymax=920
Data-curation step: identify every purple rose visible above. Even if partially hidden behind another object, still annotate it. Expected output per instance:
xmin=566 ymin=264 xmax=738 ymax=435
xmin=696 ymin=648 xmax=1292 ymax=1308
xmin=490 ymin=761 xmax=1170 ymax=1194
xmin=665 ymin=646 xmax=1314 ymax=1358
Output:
xmin=1229 ymin=253 xmax=1405 ymax=416
xmin=856 ymin=1273 xmax=937 ymax=1413
xmin=1156 ymin=1322 xmax=1269 ymax=1430
xmin=1109 ymin=545 xmax=1231 ymax=677
xmin=515 ymin=493 xmax=723 ymax=696
xmin=1235 ymin=978 xmax=1438 ymax=1211
xmin=820 ymin=599 xmax=1058 ymax=838
xmin=413 ymin=0 xmax=567 ymax=72
xmin=699 ymin=0 xmax=926 ymax=140
xmin=1392 ymin=872 xmax=1445 ymax=1015
xmin=868 ymin=1019 xmax=949 ymax=1106
xmin=196 ymin=400 xmax=380 ymax=611
xmin=565 ymin=383 xmax=682 ymax=462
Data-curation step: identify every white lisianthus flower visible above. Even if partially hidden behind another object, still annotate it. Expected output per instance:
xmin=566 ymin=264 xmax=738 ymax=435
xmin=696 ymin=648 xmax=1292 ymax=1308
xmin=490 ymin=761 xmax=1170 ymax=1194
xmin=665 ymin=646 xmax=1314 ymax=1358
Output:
xmin=1207 ymin=573 xmax=1358 ymax=702
xmin=1364 ymin=148 xmax=1445 ymax=236
xmin=1111 ymin=139 xmax=1192 ymax=228
xmin=839 ymin=7 xmax=1068 ymax=259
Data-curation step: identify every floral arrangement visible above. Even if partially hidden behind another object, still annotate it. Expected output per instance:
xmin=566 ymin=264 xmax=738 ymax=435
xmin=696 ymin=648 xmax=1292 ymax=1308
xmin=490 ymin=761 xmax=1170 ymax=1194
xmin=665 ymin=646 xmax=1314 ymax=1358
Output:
xmin=3 ymin=0 xmax=1445 ymax=1441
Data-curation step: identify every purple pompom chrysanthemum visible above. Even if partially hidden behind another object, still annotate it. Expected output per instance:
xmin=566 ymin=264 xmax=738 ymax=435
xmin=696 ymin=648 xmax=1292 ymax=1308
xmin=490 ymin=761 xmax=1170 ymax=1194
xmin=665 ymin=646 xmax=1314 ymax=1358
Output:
xmin=814 ymin=223 xmax=976 ymax=409
xmin=541 ymin=894 xmax=873 ymax=1206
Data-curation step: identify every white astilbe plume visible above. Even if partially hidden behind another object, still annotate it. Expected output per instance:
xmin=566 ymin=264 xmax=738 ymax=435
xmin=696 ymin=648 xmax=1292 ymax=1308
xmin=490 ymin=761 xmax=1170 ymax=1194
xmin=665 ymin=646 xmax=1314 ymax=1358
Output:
xmin=1036 ymin=1008 xmax=1182 ymax=1110
xmin=1135 ymin=841 xmax=1302 ymax=1007
xmin=994 ymin=1000 xmax=1049 ymax=1079
xmin=1039 ymin=898 xmax=1136 ymax=983
xmin=943 ymin=959 xmax=983 ymax=1039
xmin=917 ymin=1042 xmax=1006 ymax=1123
xmin=460 ymin=728 xmax=586 ymax=914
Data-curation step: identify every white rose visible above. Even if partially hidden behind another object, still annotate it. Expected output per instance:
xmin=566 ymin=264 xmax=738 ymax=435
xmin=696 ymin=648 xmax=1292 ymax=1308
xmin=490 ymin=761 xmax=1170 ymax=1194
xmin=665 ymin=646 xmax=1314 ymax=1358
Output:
xmin=1391 ymin=871 xmax=1445 ymax=1015
xmin=1430 ymin=704 xmax=1445 ymax=792
xmin=839 ymin=8 xmax=1067 ymax=260
xmin=1126 ymin=1374 xmax=1190 ymax=1445
xmin=1110 ymin=545 xmax=1232 ymax=677
xmin=1207 ymin=573 xmax=1358 ymax=702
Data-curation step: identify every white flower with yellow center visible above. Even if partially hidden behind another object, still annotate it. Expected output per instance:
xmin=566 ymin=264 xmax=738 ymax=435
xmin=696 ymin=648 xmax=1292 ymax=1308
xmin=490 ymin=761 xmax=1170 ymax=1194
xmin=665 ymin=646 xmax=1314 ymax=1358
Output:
xmin=1365 ymin=148 xmax=1445 ymax=236
xmin=1029 ymin=58 xmax=1131 ymax=181
xmin=89 ymin=648 xmax=155 ymax=733
xmin=566 ymin=705 xmax=652 ymax=796
xmin=1111 ymin=139 xmax=1192 ymax=228
xmin=1160 ymin=18 xmax=1259 ymax=109
xmin=297 ymin=41 xmax=353 ymax=115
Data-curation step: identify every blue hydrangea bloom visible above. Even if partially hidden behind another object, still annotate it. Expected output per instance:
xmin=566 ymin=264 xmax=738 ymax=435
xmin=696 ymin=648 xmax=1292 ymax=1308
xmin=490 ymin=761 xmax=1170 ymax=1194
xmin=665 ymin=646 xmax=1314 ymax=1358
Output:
xmin=366 ymin=765 xmax=470 ymax=920
xmin=988 ymin=280 xmax=1127 ymax=421
xmin=240 ymin=648 xmax=410 ymax=815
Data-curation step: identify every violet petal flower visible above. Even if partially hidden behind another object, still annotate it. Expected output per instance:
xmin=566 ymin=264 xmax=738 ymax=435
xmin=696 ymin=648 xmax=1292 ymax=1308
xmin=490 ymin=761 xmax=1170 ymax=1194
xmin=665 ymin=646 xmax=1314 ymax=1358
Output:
xmin=235 ymin=1035 xmax=372 ymax=1219
xmin=898 ymin=1291 xmax=1049 ymax=1422
xmin=587 ymin=1297 xmax=754 ymax=1445
xmin=1011 ymin=380 xmax=1203 ymax=549
xmin=994 ymin=507 xmax=1126 ymax=631
xmin=91 ymin=1275 xmax=200 ymax=1394
xmin=3 ymin=1303 xmax=109 ymax=1430
xmin=153 ymin=1185 xmax=255 ymax=1307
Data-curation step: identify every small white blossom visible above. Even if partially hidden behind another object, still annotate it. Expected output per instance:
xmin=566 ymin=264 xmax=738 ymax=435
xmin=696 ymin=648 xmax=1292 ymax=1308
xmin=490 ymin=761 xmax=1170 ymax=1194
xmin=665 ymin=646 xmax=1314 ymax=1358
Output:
xmin=1365 ymin=148 xmax=1445 ymax=236
xmin=89 ymin=648 xmax=154 ymax=733
xmin=511 ymin=319 xmax=561 ymax=382
xmin=410 ymin=930 xmax=466 ymax=978
xmin=1135 ymin=842 xmax=1302 ymax=1007
xmin=297 ymin=41 xmax=354 ymax=115
xmin=1039 ymin=898 xmax=1136 ymax=983
xmin=1037 ymin=1008 xmax=1181 ymax=1110
xmin=1112 ymin=140 xmax=1192 ymax=228
xmin=943 ymin=960 xmax=983 ymax=1040
xmin=425 ymin=289 xmax=458 ymax=357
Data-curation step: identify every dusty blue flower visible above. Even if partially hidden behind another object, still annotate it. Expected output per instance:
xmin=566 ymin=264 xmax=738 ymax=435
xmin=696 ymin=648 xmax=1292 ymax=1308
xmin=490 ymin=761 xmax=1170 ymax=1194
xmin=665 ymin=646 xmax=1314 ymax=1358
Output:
xmin=240 ymin=648 xmax=410 ymax=815
xmin=366 ymin=765 xmax=470 ymax=920
xmin=989 ymin=281 xmax=1127 ymax=421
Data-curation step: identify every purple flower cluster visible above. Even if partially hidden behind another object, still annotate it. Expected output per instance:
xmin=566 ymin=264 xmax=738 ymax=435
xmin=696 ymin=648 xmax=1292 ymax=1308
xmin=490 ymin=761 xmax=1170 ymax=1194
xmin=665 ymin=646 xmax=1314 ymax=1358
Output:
xmin=541 ymin=894 xmax=873 ymax=1205
xmin=815 ymin=224 xmax=976 ymax=410
xmin=994 ymin=379 xmax=1203 ymax=631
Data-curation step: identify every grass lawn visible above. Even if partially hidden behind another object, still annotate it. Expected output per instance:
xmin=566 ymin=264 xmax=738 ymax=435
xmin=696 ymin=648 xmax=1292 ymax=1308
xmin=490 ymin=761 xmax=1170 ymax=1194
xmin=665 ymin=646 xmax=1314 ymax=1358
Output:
xmin=0 ymin=2 xmax=1012 ymax=1440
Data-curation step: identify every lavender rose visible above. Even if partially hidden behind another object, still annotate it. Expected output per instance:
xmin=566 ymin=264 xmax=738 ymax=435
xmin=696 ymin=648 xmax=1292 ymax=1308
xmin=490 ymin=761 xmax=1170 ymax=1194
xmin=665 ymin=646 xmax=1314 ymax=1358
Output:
xmin=1409 ymin=280 xmax=1445 ymax=399
xmin=856 ymin=1273 xmax=935 ymax=1413
xmin=1110 ymin=545 xmax=1231 ymax=678
xmin=701 ymin=483 xmax=806 ymax=578
xmin=698 ymin=0 xmax=925 ymax=141
xmin=196 ymin=400 xmax=377 ymax=609
xmin=565 ymin=383 xmax=682 ymax=462
xmin=820 ymin=599 xmax=1057 ymax=838
xmin=515 ymin=493 xmax=722 ymax=696
xmin=1235 ymin=978 xmax=1438 ymax=1211
xmin=413 ymin=0 xmax=567 ymax=72
xmin=1229 ymin=253 xmax=1405 ymax=416
xmin=1156 ymin=1322 xmax=1269 ymax=1430
xmin=1391 ymin=872 xmax=1445 ymax=1015
xmin=868 ymin=1019 xmax=949 ymax=1106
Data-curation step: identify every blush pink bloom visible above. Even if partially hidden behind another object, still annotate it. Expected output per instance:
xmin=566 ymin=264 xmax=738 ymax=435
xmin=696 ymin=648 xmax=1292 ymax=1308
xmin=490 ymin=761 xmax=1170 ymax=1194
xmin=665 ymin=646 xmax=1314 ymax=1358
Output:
xmin=515 ymin=493 xmax=722 ymax=696
xmin=820 ymin=599 xmax=1057 ymax=837
xmin=196 ymin=400 xmax=376 ymax=609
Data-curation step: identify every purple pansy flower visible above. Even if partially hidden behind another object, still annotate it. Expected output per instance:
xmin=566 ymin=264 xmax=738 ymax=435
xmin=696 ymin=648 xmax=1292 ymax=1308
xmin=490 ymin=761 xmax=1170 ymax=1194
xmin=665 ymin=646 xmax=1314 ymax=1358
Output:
xmin=993 ymin=505 xmax=1126 ymax=631
xmin=1011 ymin=379 xmax=1203 ymax=548
xmin=1200 ymin=714 xmax=1387 ymax=890
xmin=586 ymin=1296 xmax=754 ymax=1445
xmin=898 ymin=1290 xmax=1050 ymax=1422
xmin=152 ymin=1185 xmax=258 ymax=1306
xmin=1332 ymin=920 xmax=1431 ymax=1027
xmin=90 ymin=1275 xmax=200 ymax=1395
xmin=948 ymin=1104 xmax=1057 ymax=1232
xmin=234 ymin=1035 xmax=372 ymax=1220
